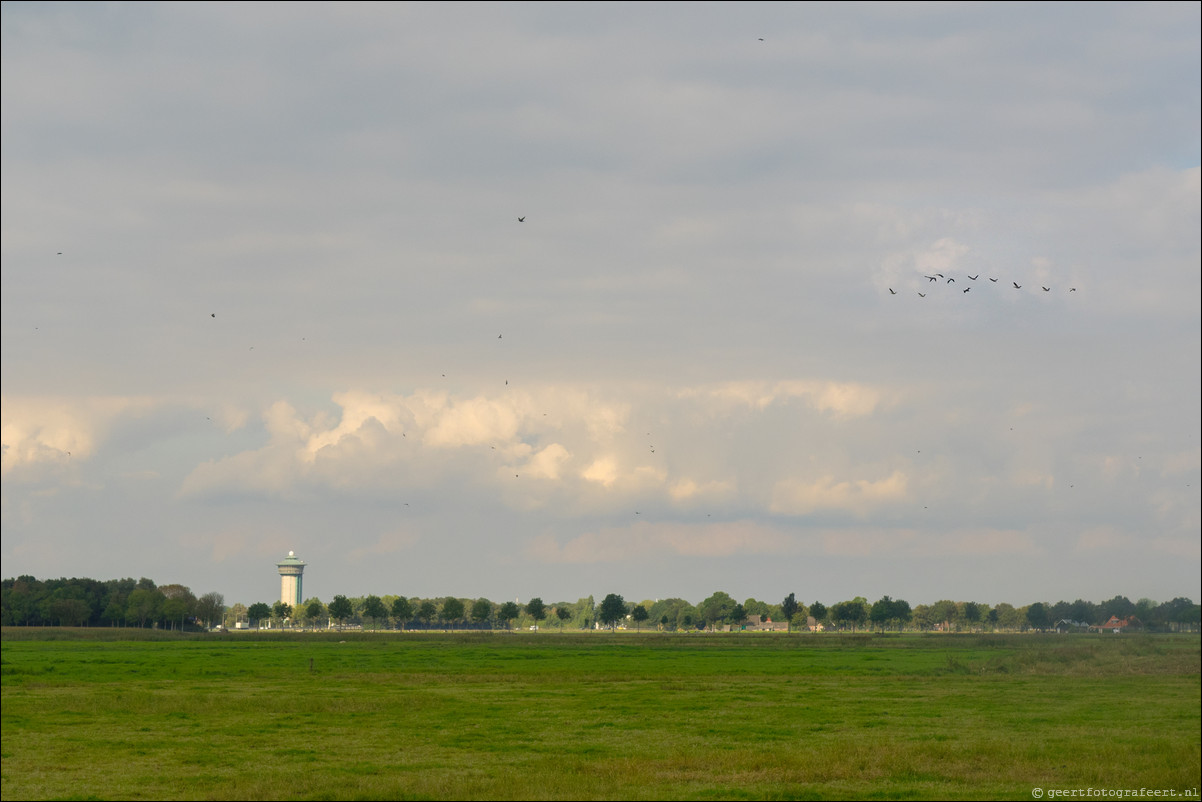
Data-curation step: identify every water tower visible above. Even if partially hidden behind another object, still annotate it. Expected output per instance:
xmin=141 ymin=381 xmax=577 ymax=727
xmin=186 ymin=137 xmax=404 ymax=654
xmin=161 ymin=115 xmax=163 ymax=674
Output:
xmin=277 ymin=550 xmax=305 ymax=608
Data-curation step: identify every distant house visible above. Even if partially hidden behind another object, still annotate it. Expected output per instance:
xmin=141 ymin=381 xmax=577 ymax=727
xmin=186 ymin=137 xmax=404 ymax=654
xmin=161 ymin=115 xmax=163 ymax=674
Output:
xmin=807 ymin=616 xmax=824 ymax=632
xmin=720 ymin=615 xmax=790 ymax=632
xmin=1090 ymin=615 xmax=1142 ymax=634
xmin=1054 ymin=619 xmax=1090 ymax=633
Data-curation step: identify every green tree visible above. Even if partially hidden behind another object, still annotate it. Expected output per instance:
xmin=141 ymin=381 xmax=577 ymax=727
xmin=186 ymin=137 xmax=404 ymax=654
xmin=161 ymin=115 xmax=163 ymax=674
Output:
xmin=306 ymin=598 xmax=326 ymax=629
xmin=781 ymin=593 xmax=799 ymax=632
xmin=497 ymin=601 xmax=521 ymax=629
xmin=195 ymin=592 xmax=225 ymax=629
xmin=809 ymin=601 xmax=827 ymax=626
xmin=272 ymin=601 xmax=293 ymax=626
xmin=391 ymin=596 xmax=413 ymax=630
xmin=417 ymin=600 xmax=438 ymax=628
xmin=1025 ymin=602 xmax=1050 ymax=631
xmin=362 ymin=595 xmax=387 ymax=630
xmin=441 ymin=597 xmax=465 ymax=629
xmin=930 ymin=599 xmax=958 ymax=631
xmin=470 ymin=598 xmax=493 ymax=627
xmin=247 ymin=602 xmax=271 ymax=628
xmin=870 ymin=596 xmax=911 ymax=631
xmin=100 ymin=598 xmax=125 ymax=627
xmin=697 ymin=591 xmax=737 ymax=630
xmin=125 ymin=588 xmax=165 ymax=628
xmin=830 ymin=599 xmax=868 ymax=631
xmin=630 ymin=604 xmax=649 ymax=632
xmin=328 ymin=595 xmax=353 ymax=629
xmin=525 ymin=597 xmax=547 ymax=627
xmin=555 ymin=605 xmax=572 ymax=630
xmin=962 ymin=601 xmax=984 ymax=630
xmin=48 ymin=598 xmax=91 ymax=626
xmin=597 ymin=593 xmax=626 ymax=629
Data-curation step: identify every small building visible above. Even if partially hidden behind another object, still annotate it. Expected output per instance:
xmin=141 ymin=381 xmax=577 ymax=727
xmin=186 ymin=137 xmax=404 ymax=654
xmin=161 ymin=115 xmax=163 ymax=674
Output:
xmin=1090 ymin=615 xmax=1142 ymax=634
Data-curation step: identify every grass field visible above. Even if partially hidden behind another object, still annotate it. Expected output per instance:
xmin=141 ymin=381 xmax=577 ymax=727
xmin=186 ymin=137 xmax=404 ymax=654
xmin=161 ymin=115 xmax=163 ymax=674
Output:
xmin=1 ymin=629 xmax=1198 ymax=800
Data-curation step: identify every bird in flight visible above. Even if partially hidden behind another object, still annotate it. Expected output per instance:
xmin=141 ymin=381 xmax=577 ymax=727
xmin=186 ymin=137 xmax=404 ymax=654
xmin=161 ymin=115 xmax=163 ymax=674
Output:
xmin=1069 ymin=287 xmax=1077 ymax=292
xmin=889 ymin=288 xmax=897 ymax=295
xmin=925 ymin=275 xmax=937 ymax=282
xmin=963 ymin=287 xmax=970 ymax=293
xmin=967 ymin=275 xmax=978 ymax=281
xmin=918 ymin=292 xmax=926 ymax=297
xmin=946 ymin=277 xmax=955 ymax=283
xmin=989 ymin=277 xmax=998 ymax=282
xmin=1042 ymin=287 xmax=1050 ymax=292
xmin=517 ymin=216 xmax=525 ymax=222
xmin=1013 ymin=282 xmax=1022 ymax=289
xmin=211 ymin=313 xmax=216 ymax=318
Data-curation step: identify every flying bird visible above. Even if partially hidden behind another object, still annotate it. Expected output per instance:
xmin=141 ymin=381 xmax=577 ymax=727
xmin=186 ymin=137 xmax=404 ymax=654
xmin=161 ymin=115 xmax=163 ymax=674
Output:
xmin=1042 ymin=287 xmax=1050 ymax=292
xmin=1013 ymin=282 xmax=1021 ymax=289
xmin=967 ymin=275 xmax=978 ymax=280
xmin=918 ymin=292 xmax=926 ymax=297
xmin=925 ymin=275 xmax=938 ymax=282
xmin=517 ymin=216 xmax=525 ymax=222
xmin=989 ymin=277 xmax=998 ymax=282
xmin=1069 ymin=287 xmax=1077 ymax=292
xmin=889 ymin=288 xmax=897 ymax=295
xmin=963 ymin=287 xmax=970 ymax=293
xmin=946 ymin=278 xmax=955 ymax=283
xmin=211 ymin=313 xmax=215 ymax=318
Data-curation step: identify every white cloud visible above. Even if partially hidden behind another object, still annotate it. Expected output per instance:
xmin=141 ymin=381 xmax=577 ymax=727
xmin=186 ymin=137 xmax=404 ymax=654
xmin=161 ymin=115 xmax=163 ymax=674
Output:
xmin=770 ymin=471 xmax=910 ymax=516
xmin=527 ymin=520 xmax=794 ymax=564
xmin=1 ymin=395 xmax=158 ymax=476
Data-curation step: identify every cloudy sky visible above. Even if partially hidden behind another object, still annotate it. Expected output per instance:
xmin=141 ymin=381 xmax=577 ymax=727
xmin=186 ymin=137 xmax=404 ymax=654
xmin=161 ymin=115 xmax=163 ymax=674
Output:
xmin=3 ymin=2 xmax=1199 ymax=611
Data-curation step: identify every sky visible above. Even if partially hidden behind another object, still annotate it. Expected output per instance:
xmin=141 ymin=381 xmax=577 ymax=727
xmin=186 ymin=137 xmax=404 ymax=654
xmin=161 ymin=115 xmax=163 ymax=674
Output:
xmin=2 ymin=2 xmax=1199 ymax=611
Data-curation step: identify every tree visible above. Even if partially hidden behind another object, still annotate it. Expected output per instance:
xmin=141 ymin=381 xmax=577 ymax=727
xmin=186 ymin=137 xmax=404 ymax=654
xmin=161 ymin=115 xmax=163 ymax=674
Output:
xmin=101 ymin=598 xmax=125 ymax=627
xmin=870 ymin=596 xmax=911 ymax=631
xmin=392 ymin=596 xmax=414 ymax=630
xmin=49 ymin=598 xmax=91 ymax=627
xmin=362 ymin=595 xmax=387 ymax=630
xmin=272 ymin=601 xmax=293 ymax=626
xmin=630 ymin=605 xmax=649 ymax=632
xmin=470 ymin=598 xmax=493 ymax=628
xmin=830 ymin=599 xmax=868 ymax=631
xmin=195 ymin=592 xmax=225 ymax=629
xmin=497 ymin=601 xmax=521 ymax=629
xmin=414 ymin=600 xmax=436 ymax=628
xmin=525 ymin=597 xmax=547 ymax=627
xmin=1025 ymin=602 xmax=1050 ymax=631
xmin=555 ymin=605 xmax=572 ymax=630
xmin=697 ymin=591 xmax=737 ymax=630
xmin=930 ymin=600 xmax=958 ymax=631
xmin=246 ymin=602 xmax=271 ymax=628
xmin=328 ymin=595 xmax=353 ymax=629
xmin=781 ymin=593 xmax=799 ymax=632
xmin=597 ymin=594 xmax=626 ymax=629
xmin=441 ymin=597 xmax=465 ymax=629
xmin=809 ymin=601 xmax=827 ymax=626
xmin=306 ymin=598 xmax=326 ymax=629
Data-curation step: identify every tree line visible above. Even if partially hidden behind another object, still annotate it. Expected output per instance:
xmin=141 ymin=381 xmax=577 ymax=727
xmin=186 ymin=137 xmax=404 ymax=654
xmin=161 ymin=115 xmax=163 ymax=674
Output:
xmin=2 ymin=576 xmax=1199 ymax=633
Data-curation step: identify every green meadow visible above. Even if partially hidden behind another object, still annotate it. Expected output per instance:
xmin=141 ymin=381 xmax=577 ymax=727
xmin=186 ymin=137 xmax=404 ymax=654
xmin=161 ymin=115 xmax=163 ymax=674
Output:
xmin=1 ymin=630 xmax=1198 ymax=801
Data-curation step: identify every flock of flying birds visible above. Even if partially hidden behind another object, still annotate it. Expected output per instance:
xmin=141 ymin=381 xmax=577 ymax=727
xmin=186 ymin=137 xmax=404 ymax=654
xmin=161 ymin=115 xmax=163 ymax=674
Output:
xmin=890 ymin=273 xmax=1077 ymax=297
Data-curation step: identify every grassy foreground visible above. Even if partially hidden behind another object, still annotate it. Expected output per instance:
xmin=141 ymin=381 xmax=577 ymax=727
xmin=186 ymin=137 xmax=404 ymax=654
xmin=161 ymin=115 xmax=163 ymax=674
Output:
xmin=1 ymin=630 xmax=1198 ymax=800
